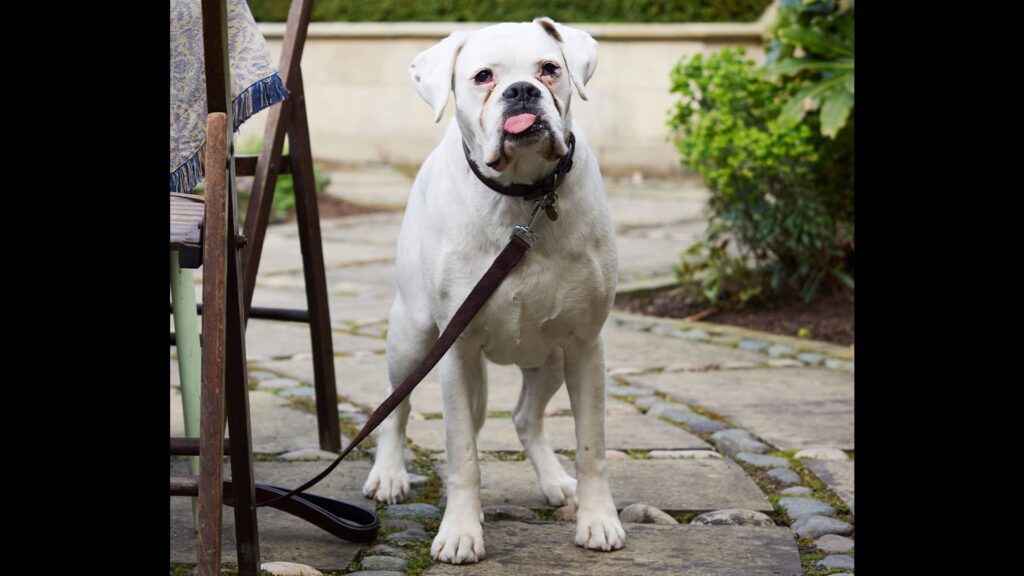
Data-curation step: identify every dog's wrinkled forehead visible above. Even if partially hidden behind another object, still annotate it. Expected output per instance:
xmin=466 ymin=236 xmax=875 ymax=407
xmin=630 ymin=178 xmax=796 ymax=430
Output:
xmin=409 ymin=18 xmax=598 ymax=122
xmin=455 ymin=23 xmax=562 ymax=78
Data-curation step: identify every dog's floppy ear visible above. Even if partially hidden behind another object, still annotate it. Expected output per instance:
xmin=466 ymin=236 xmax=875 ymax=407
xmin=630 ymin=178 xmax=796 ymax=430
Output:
xmin=410 ymin=30 xmax=471 ymax=123
xmin=533 ymin=17 xmax=598 ymax=101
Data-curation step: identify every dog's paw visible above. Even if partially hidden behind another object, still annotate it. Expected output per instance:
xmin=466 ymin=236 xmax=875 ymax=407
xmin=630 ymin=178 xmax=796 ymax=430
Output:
xmin=362 ymin=465 xmax=409 ymax=504
xmin=431 ymin=516 xmax=486 ymax=564
xmin=574 ymin=510 xmax=626 ymax=552
xmin=540 ymin=474 xmax=578 ymax=507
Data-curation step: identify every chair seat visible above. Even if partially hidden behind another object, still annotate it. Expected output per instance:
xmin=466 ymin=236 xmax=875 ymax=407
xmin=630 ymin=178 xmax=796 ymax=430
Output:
xmin=171 ymin=193 xmax=205 ymax=249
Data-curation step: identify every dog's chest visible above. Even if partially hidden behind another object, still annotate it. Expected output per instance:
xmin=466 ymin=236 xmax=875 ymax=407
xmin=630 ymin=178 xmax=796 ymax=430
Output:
xmin=439 ymin=236 xmax=614 ymax=368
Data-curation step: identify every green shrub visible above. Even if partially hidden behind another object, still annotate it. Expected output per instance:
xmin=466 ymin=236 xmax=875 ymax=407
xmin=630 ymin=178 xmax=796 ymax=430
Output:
xmin=249 ymin=0 xmax=773 ymax=23
xmin=668 ymin=44 xmax=853 ymax=305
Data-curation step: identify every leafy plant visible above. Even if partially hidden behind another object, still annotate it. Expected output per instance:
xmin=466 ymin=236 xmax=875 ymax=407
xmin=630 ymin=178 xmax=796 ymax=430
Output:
xmin=668 ymin=45 xmax=853 ymax=305
xmin=764 ymin=0 xmax=854 ymax=138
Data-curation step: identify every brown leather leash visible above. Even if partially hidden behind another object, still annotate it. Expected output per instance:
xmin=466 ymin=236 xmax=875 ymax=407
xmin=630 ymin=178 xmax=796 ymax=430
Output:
xmin=223 ymin=136 xmax=574 ymax=543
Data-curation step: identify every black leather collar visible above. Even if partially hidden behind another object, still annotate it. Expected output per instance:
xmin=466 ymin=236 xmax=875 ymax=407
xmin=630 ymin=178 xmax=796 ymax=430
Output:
xmin=462 ymin=133 xmax=576 ymax=201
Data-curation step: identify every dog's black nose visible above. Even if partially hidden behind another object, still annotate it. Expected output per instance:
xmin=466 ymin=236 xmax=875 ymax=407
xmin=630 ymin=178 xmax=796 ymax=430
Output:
xmin=502 ymin=81 xmax=542 ymax=104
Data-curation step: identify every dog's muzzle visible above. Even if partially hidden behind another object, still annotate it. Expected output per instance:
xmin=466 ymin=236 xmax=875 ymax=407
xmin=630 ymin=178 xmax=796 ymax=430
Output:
xmin=501 ymin=82 xmax=548 ymax=140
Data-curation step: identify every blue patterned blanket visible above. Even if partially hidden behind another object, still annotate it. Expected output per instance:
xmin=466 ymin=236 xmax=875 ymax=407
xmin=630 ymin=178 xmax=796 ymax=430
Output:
xmin=170 ymin=0 xmax=289 ymax=192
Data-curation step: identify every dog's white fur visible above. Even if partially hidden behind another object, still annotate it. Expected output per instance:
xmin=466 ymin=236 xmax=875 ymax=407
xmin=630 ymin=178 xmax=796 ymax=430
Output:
xmin=361 ymin=18 xmax=624 ymax=564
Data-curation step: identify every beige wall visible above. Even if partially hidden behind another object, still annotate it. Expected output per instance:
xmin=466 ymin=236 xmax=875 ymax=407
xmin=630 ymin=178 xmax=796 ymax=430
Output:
xmin=239 ymin=22 xmax=766 ymax=177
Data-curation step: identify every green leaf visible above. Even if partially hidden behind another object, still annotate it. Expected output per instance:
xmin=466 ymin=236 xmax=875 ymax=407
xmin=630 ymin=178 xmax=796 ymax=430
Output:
xmin=844 ymin=72 xmax=854 ymax=94
xmin=780 ymin=84 xmax=820 ymax=123
xmin=764 ymin=58 xmax=853 ymax=80
xmin=779 ymin=74 xmax=848 ymax=125
xmin=833 ymin=268 xmax=855 ymax=289
xmin=820 ymin=83 xmax=854 ymax=138
xmin=779 ymin=26 xmax=854 ymax=58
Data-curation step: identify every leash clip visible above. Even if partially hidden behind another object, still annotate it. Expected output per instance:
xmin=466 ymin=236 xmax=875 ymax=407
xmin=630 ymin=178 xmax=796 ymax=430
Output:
xmin=511 ymin=225 xmax=538 ymax=246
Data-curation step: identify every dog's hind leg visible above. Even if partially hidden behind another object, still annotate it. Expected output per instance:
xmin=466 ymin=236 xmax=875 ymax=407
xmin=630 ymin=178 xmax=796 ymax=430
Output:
xmin=362 ymin=294 xmax=437 ymax=504
xmin=514 ymin=348 xmax=578 ymax=507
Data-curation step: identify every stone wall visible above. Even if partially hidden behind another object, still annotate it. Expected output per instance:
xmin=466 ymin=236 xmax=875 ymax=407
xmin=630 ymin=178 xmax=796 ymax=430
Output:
xmin=239 ymin=21 xmax=767 ymax=176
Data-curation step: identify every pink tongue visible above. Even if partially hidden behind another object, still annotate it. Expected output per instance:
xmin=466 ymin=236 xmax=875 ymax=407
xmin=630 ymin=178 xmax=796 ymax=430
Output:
xmin=504 ymin=113 xmax=537 ymax=134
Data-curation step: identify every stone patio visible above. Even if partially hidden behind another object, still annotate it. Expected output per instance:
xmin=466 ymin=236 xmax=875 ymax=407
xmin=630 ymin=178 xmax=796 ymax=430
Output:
xmin=170 ymin=172 xmax=854 ymax=574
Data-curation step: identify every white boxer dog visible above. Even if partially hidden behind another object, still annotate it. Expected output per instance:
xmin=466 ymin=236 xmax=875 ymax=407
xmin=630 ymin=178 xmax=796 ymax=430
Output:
xmin=362 ymin=17 xmax=624 ymax=564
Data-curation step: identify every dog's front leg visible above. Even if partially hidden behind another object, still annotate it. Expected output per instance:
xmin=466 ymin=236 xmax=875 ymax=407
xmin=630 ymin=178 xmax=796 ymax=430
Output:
xmin=564 ymin=335 xmax=626 ymax=551
xmin=432 ymin=341 xmax=487 ymax=564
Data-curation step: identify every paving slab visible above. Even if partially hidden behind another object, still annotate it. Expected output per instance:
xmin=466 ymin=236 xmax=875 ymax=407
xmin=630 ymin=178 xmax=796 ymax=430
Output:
xmin=171 ymin=387 xmax=340 ymax=455
xmin=243 ymin=319 xmax=386 ymax=359
xmin=439 ymin=457 xmax=770 ymax=512
xmin=423 ymin=523 xmax=801 ymax=576
xmin=324 ymin=170 xmax=414 ymax=208
xmin=318 ymin=212 xmax=405 ymax=243
xmin=615 ymin=234 xmax=695 ymax=282
xmin=606 ymin=195 xmax=706 ymax=232
xmin=325 ymin=262 xmax=399 ymax=296
xmin=804 ymin=459 xmax=855 ymax=516
xmin=256 ymin=354 xmax=633 ymax=417
xmin=256 ymin=231 xmax=395 ymax=276
xmin=247 ymin=286 xmax=393 ymax=328
xmin=629 ymin=368 xmax=854 ymax=451
xmin=407 ymin=415 xmax=710 ymax=452
xmin=170 ymin=461 xmax=371 ymax=570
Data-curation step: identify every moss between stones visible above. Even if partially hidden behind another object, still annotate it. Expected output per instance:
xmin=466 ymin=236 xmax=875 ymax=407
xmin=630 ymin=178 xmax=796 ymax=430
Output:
xmin=687 ymin=404 xmax=730 ymax=423
xmin=407 ymin=444 xmax=444 ymax=504
xmin=671 ymin=511 xmax=698 ymax=524
xmin=729 ymin=451 xmax=853 ymax=576
xmin=785 ymin=457 xmax=852 ymax=518
xmin=285 ymin=395 xmax=317 ymax=415
xmin=533 ymin=508 xmax=557 ymax=521
xmin=798 ymin=544 xmax=855 ymax=576
xmin=489 ymin=451 xmax=528 ymax=462
xmin=345 ymin=443 xmax=448 ymax=575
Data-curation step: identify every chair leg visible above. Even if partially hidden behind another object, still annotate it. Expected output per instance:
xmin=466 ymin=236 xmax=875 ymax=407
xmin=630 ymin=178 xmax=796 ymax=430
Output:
xmin=170 ymin=250 xmax=202 ymax=528
xmin=222 ymin=117 xmax=261 ymax=576
xmin=197 ymin=114 xmax=230 ymax=576
xmin=289 ymin=68 xmax=341 ymax=453
xmin=225 ymin=261 xmax=261 ymax=575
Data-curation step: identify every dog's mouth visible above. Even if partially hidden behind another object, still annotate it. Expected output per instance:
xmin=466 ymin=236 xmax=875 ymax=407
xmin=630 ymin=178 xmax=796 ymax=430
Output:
xmin=501 ymin=108 xmax=549 ymax=142
xmin=485 ymin=107 xmax=555 ymax=171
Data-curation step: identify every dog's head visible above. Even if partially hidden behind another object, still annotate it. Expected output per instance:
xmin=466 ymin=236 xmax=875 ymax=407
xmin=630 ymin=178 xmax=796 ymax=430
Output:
xmin=410 ymin=18 xmax=597 ymax=177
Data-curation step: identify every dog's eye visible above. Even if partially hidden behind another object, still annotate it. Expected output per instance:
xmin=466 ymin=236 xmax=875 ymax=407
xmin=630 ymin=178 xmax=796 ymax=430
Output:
xmin=474 ymin=69 xmax=493 ymax=84
xmin=541 ymin=63 xmax=560 ymax=76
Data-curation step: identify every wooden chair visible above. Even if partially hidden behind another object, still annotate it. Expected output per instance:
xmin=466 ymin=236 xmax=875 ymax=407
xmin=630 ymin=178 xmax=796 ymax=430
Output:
xmin=169 ymin=1 xmax=260 ymax=574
